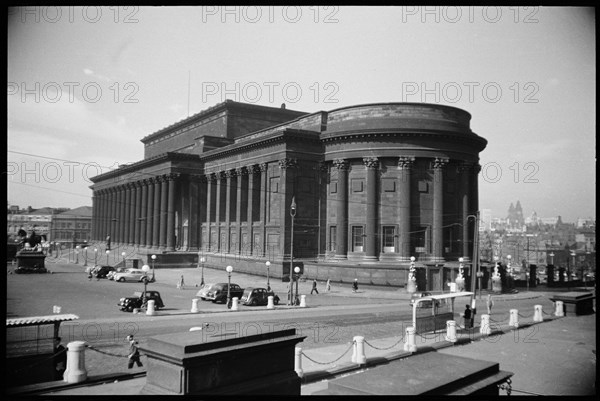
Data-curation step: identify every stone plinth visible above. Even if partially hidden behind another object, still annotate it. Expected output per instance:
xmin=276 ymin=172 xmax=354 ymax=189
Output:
xmin=15 ymin=250 xmax=47 ymax=273
xmin=318 ymin=352 xmax=513 ymax=395
xmin=140 ymin=328 xmax=305 ymax=395
xmin=549 ymin=292 xmax=595 ymax=316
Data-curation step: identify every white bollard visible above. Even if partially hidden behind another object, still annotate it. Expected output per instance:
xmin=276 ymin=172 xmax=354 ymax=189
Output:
xmin=231 ymin=297 xmax=239 ymax=311
xmin=445 ymin=320 xmax=457 ymax=342
xmin=267 ymin=295 xmax=274 ymax=309
xmin=533 ymin=305 xmax=544 ymax=322
xmin=146 ymin=300 xmax=155 ymax=316
xmin=509 ymin=309 xmax=519 ymax=327
xmin=63 ymin=341 xmax=87 ymax=383
xmin=300 ymin=294 xmax=307 ymax=308
xmin=191 ymin=298 xmax=199 ymax=313
xmin=295 ymin=347 xmax=303 ymax=377
xmin=480 ymin=314 xmax=491 ymax=336
xmin=554 ymin=300 xmax=564 ymax=317
xmin=189 ymin=326 xmax=203 ymax=332
xmin=403 ymin=326 xmax=417 ymax=353
xmin=355 ymin=336 xmax=366 ymax=365
xmin=351 ymin=338 xmax=357 ymax=363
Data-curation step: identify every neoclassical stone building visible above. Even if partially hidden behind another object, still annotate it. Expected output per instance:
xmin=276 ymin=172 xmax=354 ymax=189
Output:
xmin=90 ymin=100 xmax=487 ymax=288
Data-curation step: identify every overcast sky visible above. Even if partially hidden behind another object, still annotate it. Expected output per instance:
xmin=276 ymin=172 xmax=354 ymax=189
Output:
xmin=7 ymin=6 xmax=595 ymax=223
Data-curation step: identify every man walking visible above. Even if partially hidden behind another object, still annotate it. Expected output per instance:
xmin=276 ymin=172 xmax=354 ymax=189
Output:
xmin=311 ymin=279 xmax=319 ymax=294
xmin=127 ymin=335 xmax=143 ymax=369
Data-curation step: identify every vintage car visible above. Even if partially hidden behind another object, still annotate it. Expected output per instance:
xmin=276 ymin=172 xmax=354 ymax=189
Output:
xmin=95 ymin=265 xmax=115 ymax=279
xmin=113 ymin=268 xmax=149 ymax=282
xmin=107 ymin=267 xmax=125 ymax=280
xmin=204 ymin=283 xmax=244 ymax=303
xmin=409 ymin=292 xmax=441 ymax=308
xmin=240 ymin=287 xmax=280 ymax=306
xmin=196 ymin=283 xmax=216 ymax=300
xmin=118 ymin=291 xmax=164 ymax=312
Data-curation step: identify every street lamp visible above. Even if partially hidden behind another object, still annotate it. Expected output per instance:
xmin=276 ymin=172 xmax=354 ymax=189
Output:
xmin=197 ymin=252 xmax=205 ymax=286
xmin=141 ymin=264 xmax=150 ymax=308
xmin=94 ymin=248 xmax=98 ymax=265
xmin=549 ymin=252 xmax=555 ymax=265
xmin=290 ymin=197 xmax=296 ymax=283
xmin=121 ymin=251 xmax=126 ymax=264
xmin=294 ymin=266 xmax=301 ymax=306
xmin=83 ymin=247 xmax=88 ymax=267
xmin=106 ymin=250 xmax=110 ymax=265
xmin=266 ymin=261 xmax=271 ymax=291
xmin=226 ymin=265 xmax=233 ymax=309
xmin=151 ymin=254 xmax=157 ymax=282
xmin=570 ymin=251 xmax=576 ymax=281
xmin=75 ymin=245 xmax=80 ymax=264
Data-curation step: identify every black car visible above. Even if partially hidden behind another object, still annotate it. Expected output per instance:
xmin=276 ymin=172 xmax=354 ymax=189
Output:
xmin=240 ymin=287 xmax=280 ymax=306
xmin=118 ymin=291 xmax=165 ymax=312
xmin=205 ymin=283 xmax=244 ymax=303
xmin=95 ymin=265 xmax=115 ymax=279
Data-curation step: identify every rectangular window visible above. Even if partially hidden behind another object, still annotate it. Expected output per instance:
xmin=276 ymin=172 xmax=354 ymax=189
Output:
xmin=352 ymin=226 xmax=364 ymax=252
xmin=329 ymin=226 xmax=337 ymax=252
xmin=382 ymin=226 xmax=396 ymax=253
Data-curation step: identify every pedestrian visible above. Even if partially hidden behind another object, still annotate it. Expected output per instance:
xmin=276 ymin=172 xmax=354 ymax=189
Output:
xmin=326 ymin=278 xmax=331 ymax=292
xmin=352 ymin=278 xmax=358 ymax=293
xmin=286 ymin=282 xmax=292 ymax=305
xmin=127 ymin=335 xmax=143 ymax=369
xmin=486 ymin=294 xmax=494 ymax=315
xmin=86 ymin=265 xmax=93 ymax=281
xmin=177 ymin=275 xmax=185 ymax=290
xmin=462 ymin=304 xmax=472 ymax=329
xmin=53 ymin=337 xmax=67 ymax=380
xmin=311 ymin=279 xmax=319 ymax=295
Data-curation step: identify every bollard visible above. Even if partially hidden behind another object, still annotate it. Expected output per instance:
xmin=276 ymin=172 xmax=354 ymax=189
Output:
xmin=533 ymin=305 xmax=543 ymax=322
xmin=231 ymin=297 xmax=239 ymax=311
xmin=355 ymin=336 xmax=366 ymax=365
xmin=351 ymin=337 xmax=358 ymax=363
xmin=554 ymin=300 xmax=564 ymax=317
xmin=189 ymin=326 xmax=203 ymax=332
xmin=480 ymin=314 xmax=491 ymax=336
xmin=509 ymin=309 xmax=519 ymax=328
xmin=63 ymin=341 xmax=87 ymax=383
xmin=267 ymin=295 xmax=274 ymax=309
xmin=295 ymin=347 xmax=304 ymax=377
xmin=191 ymin=298 xmax=199 ymax=313
xmin=300 ymin=294 xmax=307 ymax=308
xmin=445 ymin=320 xmax=457 ymax=342
xmin=146 ymin=300 xmax=155 ymax=316
xmin=403 ymin=327 xmax=417 ymax=353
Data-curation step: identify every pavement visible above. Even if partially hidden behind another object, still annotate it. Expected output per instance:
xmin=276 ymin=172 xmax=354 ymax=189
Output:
xmin=6 ymin=257 xmax=597 ymax=396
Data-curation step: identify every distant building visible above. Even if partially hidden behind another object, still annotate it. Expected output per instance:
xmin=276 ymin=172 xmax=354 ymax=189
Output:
xmin=50 ymin=206 xmax=93 ymax=245
xmin=479 ymin=209 xmax=492 ymax=231
xmin=6 ymin=207 xmax=54 ymax=238
xmin=576 ymin=217 xmax=595 ymax=229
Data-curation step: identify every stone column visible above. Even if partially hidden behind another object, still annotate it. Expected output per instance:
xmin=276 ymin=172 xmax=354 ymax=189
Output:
xmin=110 ymin=187 xmax=118 ymax=243
xmin=333 ymin=159 xmax=349 ymax=260
xmin=279 ymin=158 xmax=298 ymax=261
xmin=398 ymin=156 xmax=415 ymax=262
xmin=432 ymin=157 xmax=449 ymax=262
xmin=459 ymin=162 xmax=472 ymax=260
xmin=102 ymin=189 xmax=109 ymax=241
xmin=258 ymin=163 xmax=268 ymax=257
xmin=145 ymin=178 xmax=155 ymax=249
xmin=134 ymin=181 xmax=143 ymax=246
xmin=224 ymin=170 xmax=234 ymax=254
xmin=166 ymin=174 xmax=178 ymax=252
xmin=91 ymin=192 xmax=97 ymax=240
xmin=363 ymin=157 xmax=379 ymax=261
xmin=235 ymin=167 xmax=245 ymax=255
xmin=215 ymin=172 xmax=223 ymax=252
xmin=159 ymin=175 xmax=168 ymax=249
xmin=188 ymin=175 xmax=200 ymax=251
xmin=152 ymin=177 xmax=161 ymax=249
xmin=140 ymin=180 xmax=148 ymax=247
xmin=118 ymin=185 xmax=126 ymax=245
xmin=124 ymin=183 xmax=132 ymax=245
xmin=205 ymin=173 xmax=214 ymax=252
xmin=246 ymin=165 xmax=257 ymax=256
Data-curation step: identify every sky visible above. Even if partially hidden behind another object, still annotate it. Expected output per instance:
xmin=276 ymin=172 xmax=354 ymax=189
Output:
xmin=7 ymin=6 xmax=596 ymax=223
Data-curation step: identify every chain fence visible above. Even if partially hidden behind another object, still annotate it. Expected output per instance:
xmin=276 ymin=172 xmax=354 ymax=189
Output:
xmin=300 ymin=341 xmax=354 ymax=366
xmin=363 ymin=336 xmax=405 ymax=351
xmin=86 ymin=344 xmax=147 ymax=358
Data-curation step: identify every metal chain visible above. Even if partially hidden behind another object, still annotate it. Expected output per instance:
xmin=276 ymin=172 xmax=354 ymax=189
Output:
xmin=363 ymin=336 xmax=405 ymax=351
xmin=542 ymin=309 xmax=553 ymax=316
xmin=415 ymin=331 xmax=439 ymax=340
xmin=86 ymin=344 xmax=146 ymax=358
xmin=488 ymin=315 xmax=507 ymax=324
xmin=301 ymin=342 xmax=354 ymax=365
xmin=517 ymin=312 xmax=531 ymax=318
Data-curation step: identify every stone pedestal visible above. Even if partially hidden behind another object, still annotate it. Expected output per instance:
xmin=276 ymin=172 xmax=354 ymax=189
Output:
xmin=455 ymin=277 xmax=465 ymax=292
xmin=15 ymin=250 xmax=47 ymax=273
xmin=406 ymin=279 xmax=417 ymax=294
xmin=550 ymin=292 xmax=595 ymax=316
xmin=491 ymin=277 xmax=502 ymax=293
xmin=140 ymin=328 xmax=305 ymax=395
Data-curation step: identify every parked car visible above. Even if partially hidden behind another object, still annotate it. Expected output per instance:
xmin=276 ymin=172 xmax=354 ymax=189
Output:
xmin=409 ymin=292 xmax=440 ymax=308
xmin=113 ymin=268 xmax=149 ymax=282
xmin=240 ymin=287 xmax=280 ymax=306
xmin=95 ymin=265 xmax=115 ymax=279
xmin=196 ymin=283 xmax=216 ymax=300
xmin=118 ymin=290 xmax=164 ymax=312
xmin=107 ymin=267 xmax=125 ymax=280
xmin=204 ymin=283 xmax=244 ymax=303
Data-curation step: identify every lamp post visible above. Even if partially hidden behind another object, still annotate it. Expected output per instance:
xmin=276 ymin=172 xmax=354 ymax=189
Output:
xmin=83 ymin=247 xmax=88 ymax=267
xmin=141 ymin=264 xmax=150 ymax=308
xmin=197 ymin=252 xmax=205 ymax=286
xmin=75 ymin=245 xmax=80 ymax=264
xmin=290 ymin=197 xmax=296 ymax=283
xmin=106 ymin=250 xmax=110 ymax=266
xmin=407 ymin=256 xmax=417 ymax=293
xmin=226 ymin=265 xmax=233 ymax=309
xmin=570 ymin=251 xmax=576 ymax=281
xmin=94 ymin=248 xmax=98 ymax=265
xmin=151 ymin=254 xmax=157 ymax=282
xmin=121 ymin=251 xmax=126 ymax=265
xmin=294 ymin=266 xmax=301 ymax=306
xmin=549 ymin=252 xmax=555 ymax=265
xmin=266 ymin=261 xmax=271 ymax=291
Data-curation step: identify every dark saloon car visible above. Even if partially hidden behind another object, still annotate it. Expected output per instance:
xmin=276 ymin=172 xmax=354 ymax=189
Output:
xmin=240 ymin=287 xmax=280 ymax=306
xmin=204 ymin=283 xmax=244 ymax=303
xmin=95 ymin=265 xmax=115 ymax=279
xmin=118 ymin=291 xmax=165 ymax=312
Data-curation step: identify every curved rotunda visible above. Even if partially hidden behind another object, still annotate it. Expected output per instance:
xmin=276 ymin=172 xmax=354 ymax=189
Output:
xmin=90 ymin=100 xmax=487 ymax=288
